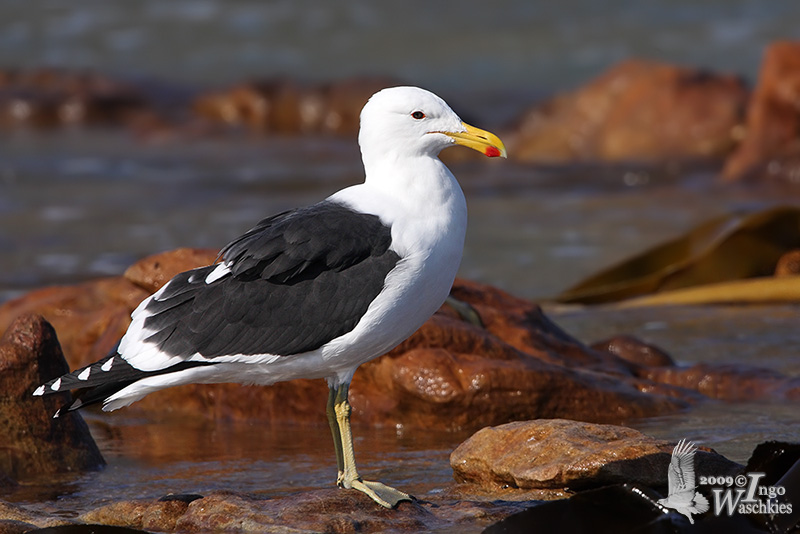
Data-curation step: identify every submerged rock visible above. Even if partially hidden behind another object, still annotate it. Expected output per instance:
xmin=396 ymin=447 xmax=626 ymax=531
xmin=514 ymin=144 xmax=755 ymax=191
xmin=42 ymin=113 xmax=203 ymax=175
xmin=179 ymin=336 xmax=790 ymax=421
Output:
xmin=0 ymin=315 xmax=104 ymax=482
xmin=508 ymin=59 xmax=748 ymax=164
xmin=77 ymin=489 xmax=528 ymax=533
xmin=591 ymin=335 xmax=675 ymax=367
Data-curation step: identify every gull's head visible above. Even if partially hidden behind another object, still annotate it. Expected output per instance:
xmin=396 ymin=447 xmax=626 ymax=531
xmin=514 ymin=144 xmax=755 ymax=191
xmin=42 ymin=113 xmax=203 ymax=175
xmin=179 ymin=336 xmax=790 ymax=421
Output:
xmin=358 ymin=86 xmax=507 ymax=162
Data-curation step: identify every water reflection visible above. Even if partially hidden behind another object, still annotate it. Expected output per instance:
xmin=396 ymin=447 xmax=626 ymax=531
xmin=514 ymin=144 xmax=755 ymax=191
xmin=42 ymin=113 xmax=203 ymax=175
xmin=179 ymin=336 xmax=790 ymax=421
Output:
xmin=6 ymin=413 xmax=469 ymax=517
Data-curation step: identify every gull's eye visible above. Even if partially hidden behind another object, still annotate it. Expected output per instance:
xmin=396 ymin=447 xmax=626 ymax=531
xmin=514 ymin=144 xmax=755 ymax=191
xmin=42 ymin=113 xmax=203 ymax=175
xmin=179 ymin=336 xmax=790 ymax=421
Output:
xmin=411 ymin=111 xmax=426 ymax=120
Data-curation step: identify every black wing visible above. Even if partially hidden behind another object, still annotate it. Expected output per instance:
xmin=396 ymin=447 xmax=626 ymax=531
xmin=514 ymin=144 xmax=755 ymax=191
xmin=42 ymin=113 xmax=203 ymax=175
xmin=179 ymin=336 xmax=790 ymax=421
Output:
xmin=141 ymin=200 xmax=400 ymax=358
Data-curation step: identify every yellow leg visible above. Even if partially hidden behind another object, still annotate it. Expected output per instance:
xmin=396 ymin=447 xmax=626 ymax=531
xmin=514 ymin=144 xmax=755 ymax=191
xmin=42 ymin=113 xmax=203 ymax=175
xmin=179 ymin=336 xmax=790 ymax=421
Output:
xmin=326 ymin=386 xmax=344 ymax=480
xmin=330 ymin=382 xmax=411 ymax=508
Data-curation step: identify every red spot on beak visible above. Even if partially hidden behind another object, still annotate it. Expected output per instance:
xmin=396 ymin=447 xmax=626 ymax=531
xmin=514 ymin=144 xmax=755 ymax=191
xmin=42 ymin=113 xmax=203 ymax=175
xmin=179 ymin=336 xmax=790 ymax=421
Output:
xmin=484 ymin=146 xmax=502 ymax=158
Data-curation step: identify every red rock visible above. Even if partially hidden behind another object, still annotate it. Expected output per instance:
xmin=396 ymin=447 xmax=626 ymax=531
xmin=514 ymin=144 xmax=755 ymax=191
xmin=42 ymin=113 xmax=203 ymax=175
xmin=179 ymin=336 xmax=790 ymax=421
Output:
xmin=510 ymin=59 xmax=748 ymax=163
xmin=450 ymin=419 xmax=741 ymax=495
xmin=723 ymin=41 xmax=800 ymax=181
xmin=0 ymin=314 xmax=104 ymax=482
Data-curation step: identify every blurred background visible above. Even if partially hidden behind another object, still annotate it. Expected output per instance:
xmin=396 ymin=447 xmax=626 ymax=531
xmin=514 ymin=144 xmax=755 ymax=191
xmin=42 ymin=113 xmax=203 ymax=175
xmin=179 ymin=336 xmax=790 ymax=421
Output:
xmin=2 ymin=0 xmax=798 ymax=95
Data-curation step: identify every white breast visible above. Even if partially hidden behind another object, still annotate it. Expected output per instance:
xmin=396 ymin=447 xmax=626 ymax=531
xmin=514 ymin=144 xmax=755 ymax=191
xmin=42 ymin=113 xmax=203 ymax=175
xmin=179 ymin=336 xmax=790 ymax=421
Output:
xmin=321 ymin=157 xmax=468 ymax=384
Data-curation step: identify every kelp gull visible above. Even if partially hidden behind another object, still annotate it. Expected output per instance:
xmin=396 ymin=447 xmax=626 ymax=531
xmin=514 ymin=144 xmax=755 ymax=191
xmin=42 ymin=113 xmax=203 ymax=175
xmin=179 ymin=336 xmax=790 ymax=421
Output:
xmin=34 ymin=86 xmax=506 ymax=508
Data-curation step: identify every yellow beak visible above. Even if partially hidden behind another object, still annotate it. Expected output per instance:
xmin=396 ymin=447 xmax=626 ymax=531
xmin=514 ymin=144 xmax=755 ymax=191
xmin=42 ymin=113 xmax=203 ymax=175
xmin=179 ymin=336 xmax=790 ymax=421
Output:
xmin=443 ymin=122 xmax=507 ymax=158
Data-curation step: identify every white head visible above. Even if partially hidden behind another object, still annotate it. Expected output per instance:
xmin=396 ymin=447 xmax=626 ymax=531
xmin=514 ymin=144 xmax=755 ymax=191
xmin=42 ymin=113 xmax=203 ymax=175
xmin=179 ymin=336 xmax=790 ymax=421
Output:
xmin=358 ymin=86 xmax=506 ymax=167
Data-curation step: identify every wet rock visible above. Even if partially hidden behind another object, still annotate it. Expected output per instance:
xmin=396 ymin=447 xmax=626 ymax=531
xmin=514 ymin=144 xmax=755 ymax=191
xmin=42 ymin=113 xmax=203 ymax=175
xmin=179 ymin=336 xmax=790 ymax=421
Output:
xmin=79 ymin=489 xmax=532 ymax=533
xmin=0 ymin=499 xmax=74 ymax=532
xmin=450 ymin=420 xmax=741 ymax=495
xmin=351 ymin=310 xmax=691 ymax=429
xmin=509 ymin=59 xmax=748 ymax=164
xmin=591 ymin=335 xmax=675 ymax=367
xmin=635 ymin=363 xmax=800 ymax=402
xmin=0 ymin=314 xmax=104 ymax=482
xmin=744 ymin=441 xmax=800 ymax=487
xmin=723 ymin=41 xmax=800 ymax=182
xmin=482 ymin=485 xmax=676 ymax=534
xmin=0 ymin=520 xmax=37 ymax=534
xmin=84 ymin=490 xmax=417 ymax=532
xmin=480 ymin=483 xmax=772 ymax=534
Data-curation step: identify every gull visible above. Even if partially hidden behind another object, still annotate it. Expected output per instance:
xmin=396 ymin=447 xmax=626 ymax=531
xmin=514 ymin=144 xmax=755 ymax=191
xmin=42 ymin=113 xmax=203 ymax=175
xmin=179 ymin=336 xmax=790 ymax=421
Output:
xmin=33 ymin=86 xmax=506 ymax=508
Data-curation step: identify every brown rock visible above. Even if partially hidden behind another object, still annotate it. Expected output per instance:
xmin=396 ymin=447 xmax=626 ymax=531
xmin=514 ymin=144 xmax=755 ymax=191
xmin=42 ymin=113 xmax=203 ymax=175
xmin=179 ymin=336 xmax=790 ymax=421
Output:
xmin=351 ymin=311 xmax=691 ymax=430
xmin=723 ymin=41 xmax=800 ymax=181
xmin=319 ymin=77 xmax=400 ymax=135
xmin=450 ymin=419 xmax=741 ymax=494
xmin=775 ymin=249 xmax=800 ymax=277
xmin=0 ymin=68 xmax=149 ymax=129
xmin=0 ymin=499 xmax=73 ymax=531
xmin=0 ymin=520 xmax=37 ymax=534
xmin=123 ymin=247 xmax=219 ymax=294
xmin=0 ymin=277 xmax=148 ymax=366
xmin=636 ymin=363 xmax=800 ymax=401
xmin=591 ymin=335 xmax=675 ymax=367
xmin=193 ymin=77 xmax=400 ymax=136
xmin=0 ymin=315 xmax=104 ymax=481
xmin=510 ymin=59 xmax=748 ymax=163
xmin=80 ymin=489 xmax=531 ymax=533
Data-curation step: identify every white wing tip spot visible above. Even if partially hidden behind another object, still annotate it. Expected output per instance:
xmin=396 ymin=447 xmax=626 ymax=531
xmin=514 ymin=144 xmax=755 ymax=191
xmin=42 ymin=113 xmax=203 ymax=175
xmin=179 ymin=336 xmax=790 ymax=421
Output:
xmin=101 ymin=358 xmax=114 ymax=372
xmin=50 ymin=378 xmax=62 ymax=391
xmin=204 ymin=263 xmax=231 ymax=284
xmin=78 ymin=368 xmax=91 ymax=381
xmin=33 ymin=385 xmax=45 ymax=396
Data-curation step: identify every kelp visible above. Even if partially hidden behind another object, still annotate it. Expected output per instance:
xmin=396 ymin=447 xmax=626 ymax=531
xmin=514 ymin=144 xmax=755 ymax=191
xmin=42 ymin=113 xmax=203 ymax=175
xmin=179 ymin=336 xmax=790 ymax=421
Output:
xmin=556 ymin=206 xmax=800 ymax=305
